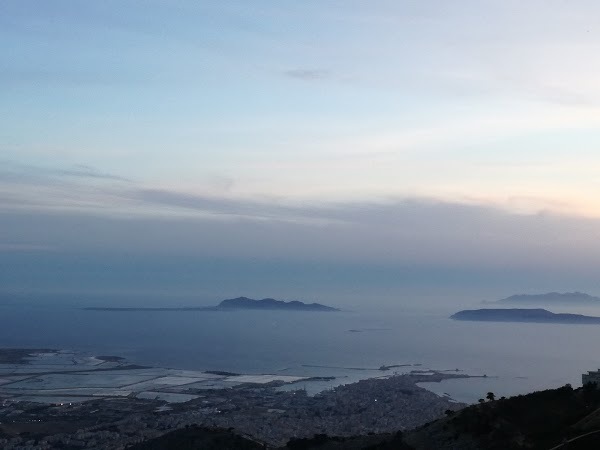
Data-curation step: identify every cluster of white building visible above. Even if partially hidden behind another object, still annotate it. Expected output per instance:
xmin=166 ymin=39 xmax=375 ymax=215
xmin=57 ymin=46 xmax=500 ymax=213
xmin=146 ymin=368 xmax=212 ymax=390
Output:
xmin=582 ymin=369 xmax=600 ymax=386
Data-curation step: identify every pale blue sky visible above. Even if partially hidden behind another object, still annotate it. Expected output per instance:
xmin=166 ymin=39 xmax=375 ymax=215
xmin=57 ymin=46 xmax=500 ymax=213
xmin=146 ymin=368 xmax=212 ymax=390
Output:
xmin=3 ymin=2 xmax=600 ymax=302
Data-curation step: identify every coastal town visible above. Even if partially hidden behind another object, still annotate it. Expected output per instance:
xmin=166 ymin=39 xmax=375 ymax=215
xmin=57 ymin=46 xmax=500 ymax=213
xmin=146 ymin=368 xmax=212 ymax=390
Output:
xmin=0 ymin=349 xmax=466 ymax=449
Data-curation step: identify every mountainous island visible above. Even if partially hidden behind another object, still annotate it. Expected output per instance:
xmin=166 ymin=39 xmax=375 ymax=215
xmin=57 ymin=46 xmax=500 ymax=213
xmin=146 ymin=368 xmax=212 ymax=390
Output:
xmin=488 ymin=291 xmax=600 ymax=306
xmin=84 ymin=297 xmax=339 ymax=312
xmin=217 ymin=297 xmax=339 ymax=311
xmin=451 ymin=308 xmax=600 ymax=324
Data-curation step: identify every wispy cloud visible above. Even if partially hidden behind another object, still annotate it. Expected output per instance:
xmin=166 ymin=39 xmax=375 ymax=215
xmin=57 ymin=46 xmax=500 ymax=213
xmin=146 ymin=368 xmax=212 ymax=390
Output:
xmin=56 ymin=165 xmax=130 ymax=181
xmin=0 ymin=161 xmax=131 ymax=184
xmin=283 ymin=68 xmax=329 ymax=81
xmin=0 ymin=158 xmax=592 ymax=224
xmin=132 ymin=188 xmax=335 ymax=222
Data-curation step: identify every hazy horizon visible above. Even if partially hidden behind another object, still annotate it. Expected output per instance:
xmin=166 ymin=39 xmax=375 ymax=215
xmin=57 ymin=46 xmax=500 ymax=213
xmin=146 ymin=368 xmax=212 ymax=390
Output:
xmin=4 ymin=2 xmax=600 ymax=307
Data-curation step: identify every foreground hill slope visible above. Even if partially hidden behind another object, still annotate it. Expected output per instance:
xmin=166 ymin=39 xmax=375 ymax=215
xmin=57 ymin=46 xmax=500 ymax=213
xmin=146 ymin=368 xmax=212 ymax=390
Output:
xmin=132 ymin=427 xmax=412 ymax=449
xmin=129 ymin=426 xmax=265 ymax=449
xmin=405 ymin=383 xmax=600 ymax=449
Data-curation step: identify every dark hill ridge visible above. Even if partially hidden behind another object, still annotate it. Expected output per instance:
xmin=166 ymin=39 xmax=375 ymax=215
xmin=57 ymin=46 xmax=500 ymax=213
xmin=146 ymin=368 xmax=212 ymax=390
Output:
xmin=490 ymin=291 xmax=600 ymax=305
xmin=404 ymin=383 xmax=600 ymax=450
xmin=84 ymin=297 xmax=339 ymax=312
xmin=131 ymin=426 xmax=411 ymax=449
xmin=451 ymin=308 xmax=600 ymax=324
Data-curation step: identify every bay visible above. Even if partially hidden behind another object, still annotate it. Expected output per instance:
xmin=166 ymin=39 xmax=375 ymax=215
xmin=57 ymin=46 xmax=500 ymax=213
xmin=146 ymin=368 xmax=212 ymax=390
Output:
xmin=2 ymin=299 xmax=599 ymax=403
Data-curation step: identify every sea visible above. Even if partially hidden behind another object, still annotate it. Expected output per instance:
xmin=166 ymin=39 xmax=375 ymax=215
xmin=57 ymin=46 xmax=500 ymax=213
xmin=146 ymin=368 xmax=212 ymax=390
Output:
xmin=2 ymin=295 xmax=600 ymax=404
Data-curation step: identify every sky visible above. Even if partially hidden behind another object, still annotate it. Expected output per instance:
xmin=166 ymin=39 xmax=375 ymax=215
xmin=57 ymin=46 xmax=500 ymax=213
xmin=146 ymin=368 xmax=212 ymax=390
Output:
xmin=3 ymin=1 xmax=600 ymax=305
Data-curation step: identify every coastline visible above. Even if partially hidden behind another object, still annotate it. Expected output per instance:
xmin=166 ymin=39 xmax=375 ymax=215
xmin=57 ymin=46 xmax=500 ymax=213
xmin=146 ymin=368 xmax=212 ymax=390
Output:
xmin=0 ymin=348 xmax=470 ymax=448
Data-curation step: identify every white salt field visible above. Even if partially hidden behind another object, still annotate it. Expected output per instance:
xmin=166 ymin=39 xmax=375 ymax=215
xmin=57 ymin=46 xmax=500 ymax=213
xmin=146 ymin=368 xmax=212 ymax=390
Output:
xmin=0 ymin=350 xmax=312 ymax=404
xmin=180 ymin=380 xmax=245 ymax=390
xmin=6 ymin=373 xmax=159 ymax=390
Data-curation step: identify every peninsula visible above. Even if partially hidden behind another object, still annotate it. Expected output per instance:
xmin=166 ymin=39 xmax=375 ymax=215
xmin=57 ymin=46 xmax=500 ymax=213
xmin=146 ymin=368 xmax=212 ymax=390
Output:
xmin=0 ymin=349 xmax=464 ymax=448
xmin=451 ymin=308 xmax=600 ymax=324
xmin=488 ymin=291 xmax=600 ymax=306
xmin=84 ymin=297 xmax=339 ymax=312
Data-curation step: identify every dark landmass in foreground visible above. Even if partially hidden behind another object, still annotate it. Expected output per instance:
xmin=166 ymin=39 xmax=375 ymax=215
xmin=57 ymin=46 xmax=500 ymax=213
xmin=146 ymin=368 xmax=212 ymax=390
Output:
xmin=131 ymin=426 xmax=412 ymax=449
xmin=488 ymin=291 xmax=600 ymax=306
xmin=0 ymin=349 xmax=459 ymax=449
xmin=84 ymin=297 xmax=339 ymax=312
xmin=451 ymin=308 xmax=600 ymax=324
xmin=0 ymin=370 xmax=462 ymax=447
xmin=5 ymin=348 xmax=600 ymax=449
xmin=403 ymin=383 xmax=600 ymax=450
xmin=132 ymin=383 xmax=600 ymax=449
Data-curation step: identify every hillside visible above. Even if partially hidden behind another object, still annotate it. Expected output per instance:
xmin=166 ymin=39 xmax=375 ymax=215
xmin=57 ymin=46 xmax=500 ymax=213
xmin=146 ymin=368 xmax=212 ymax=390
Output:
xmin=404 ymin=383 xmax=600 ymax=449
xmin=132 ymin=427 xmax=412 ymax=449
xmin=129 ymin=426 xmax=265 ymax=450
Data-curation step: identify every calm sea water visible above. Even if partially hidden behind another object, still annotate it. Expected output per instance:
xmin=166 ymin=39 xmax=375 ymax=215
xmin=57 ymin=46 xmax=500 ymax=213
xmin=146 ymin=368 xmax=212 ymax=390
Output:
xmin=2 ymin=299 xmax=600 ymax=403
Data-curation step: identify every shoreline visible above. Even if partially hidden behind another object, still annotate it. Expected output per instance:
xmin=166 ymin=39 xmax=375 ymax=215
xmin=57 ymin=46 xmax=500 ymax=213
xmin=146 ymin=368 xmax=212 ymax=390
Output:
xmin=0 ymin=348 xmax=482 ymax=402
xmin=0 ymin=347 xmax=472 ymax=448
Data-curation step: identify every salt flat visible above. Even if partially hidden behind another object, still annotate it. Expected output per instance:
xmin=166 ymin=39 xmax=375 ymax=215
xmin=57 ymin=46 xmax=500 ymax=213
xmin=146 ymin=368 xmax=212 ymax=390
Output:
xmin=0 ymin=349 xmax=314 ymax=404
xmin=151 ymin=376 xmax=209 ymax=385
xmin=3 ymin=372 xmax=158 ymax=390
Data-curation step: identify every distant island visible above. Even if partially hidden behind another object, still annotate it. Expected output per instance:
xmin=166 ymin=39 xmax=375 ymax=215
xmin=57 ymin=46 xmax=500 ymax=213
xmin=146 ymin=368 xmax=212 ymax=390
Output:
xmin=84 ymin=297 xmax=339 ymax=312
xmin=488 ymin=291 xmax=600 ymax=306
xmin=451 ymin=308 xmax=600 ymax=324
xmin=217 ymin=297 xmax=339 ymax=311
